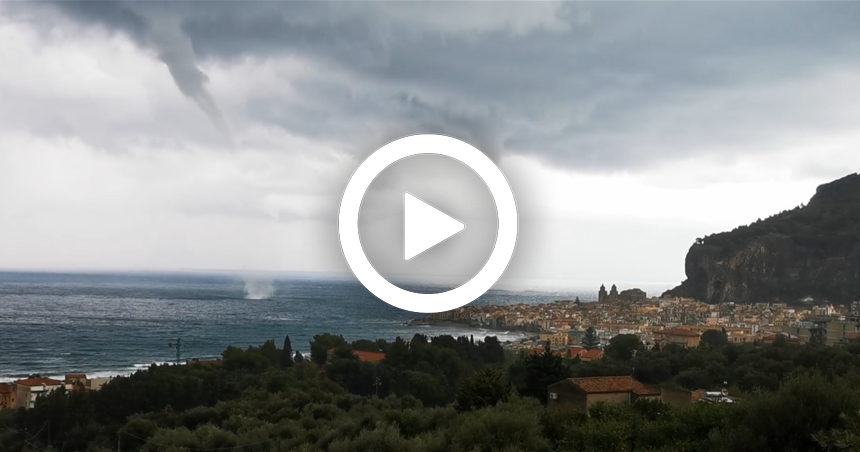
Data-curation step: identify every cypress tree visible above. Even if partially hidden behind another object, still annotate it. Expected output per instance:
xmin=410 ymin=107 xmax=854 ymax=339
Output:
xmin=582 ymin=327 xmax=600 ymax=350
xmin=282 ymin=335 xmax=294 ymax=367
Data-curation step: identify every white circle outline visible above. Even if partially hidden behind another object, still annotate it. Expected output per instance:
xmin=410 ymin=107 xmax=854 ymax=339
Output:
xmin=338 ymin=134 xmax=518 ymax=314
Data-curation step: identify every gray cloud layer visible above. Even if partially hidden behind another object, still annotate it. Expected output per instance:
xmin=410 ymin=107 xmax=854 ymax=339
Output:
xmin=10 ymin=1 xmax=860 ymax=174
xmin=2 ymin=1 xmax=860 ymax=286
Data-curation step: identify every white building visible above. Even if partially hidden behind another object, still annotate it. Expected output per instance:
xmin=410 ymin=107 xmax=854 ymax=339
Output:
xmin=15 ymin=377 xmax=69 ymax=409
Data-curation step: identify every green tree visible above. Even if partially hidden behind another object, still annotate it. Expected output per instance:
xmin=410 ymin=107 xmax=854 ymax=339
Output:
xmin=700 ymin=329 xmax=729 ymax=348
xmin=582 ymin=327 xmax=601 ymax=350
xmin=814 ymin=412 xmax=860 ymax=451
xmin=517 ymin=345 xmax=571 ymax=404
xmin=294 ymin=350 xmax=305 ymax=363
xmin=605 ymin=334 xmax=642 ymax=361
xmin=479 ymin=336 xmax=505 ymax=364
xmin=281 ymin=335 xmax=294 ymax=367
xmin=392 ymin=370 xmax=448 ymax=407
xmin=259 ymin=339 xmax=280 ymax=366
xmin=310 ymin=333 xmax=347 ymax=366
xmin=716 ymin=373 xmax=860 ymax=452
xmin=455 ymin=367 xmax=511 ymax=412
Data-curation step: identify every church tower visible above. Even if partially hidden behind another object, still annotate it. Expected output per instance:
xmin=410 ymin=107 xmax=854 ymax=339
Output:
xmin=609 ymin=284 xmax=619 ymax=302
xmin=598 ymin=284 xmax=608 ymax=303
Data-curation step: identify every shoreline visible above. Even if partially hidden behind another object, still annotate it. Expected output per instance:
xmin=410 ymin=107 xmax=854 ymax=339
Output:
xmin=405 ymin=318 xmax=538 ymax=338
xmin=0 ymin=356 xmax=227 ymax=384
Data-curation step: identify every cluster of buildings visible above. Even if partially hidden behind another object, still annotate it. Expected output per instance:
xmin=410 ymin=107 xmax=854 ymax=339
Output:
xmin=0 ymin=358 xmax=229 ymax=412
xmin=0 ymin=374 xmax=113 ymax=411
xmin=547 ymin=375 xmax=736 ymax=413
xmin=426 ymin=285 xmax=860 ymax=354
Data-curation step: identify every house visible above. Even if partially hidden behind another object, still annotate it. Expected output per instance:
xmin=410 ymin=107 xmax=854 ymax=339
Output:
xmin=60 ymin=374 xmax=116 ymax=391
xmin=530 ymin=348 xmax=571 ymax=358
xmin=87 ymin=377 xmax=113 ymax=391
xmin=567 ymin=330 xmax=587 ymax=345
xmin=65 ymin=374 xmax=87 ymax=387
xmin=762 ymin=333 xmax=801 ymax=345
xmin=654 ymin=328 xmax=701 ymax=348
xmin=0 ymin=383 xmax=16 ymax=411
xmin=327 ymin=349 xmax=386 ymax=363
xmin=14 ymin=377 xmax=67 ymax=409
xmin=661 ymin=386 xmax=736 ymax=406
xmin=539 ymin=332 xmax=569 ymax=347
xmin=547 ymin=376 xmax=661 ymax=412
xmin=579 ymin=349 xmax=604 ymax=362
xmin=351 ymin=350 xmax=385 ymax=363
xmin=567 ymin=346 xmax=586 ymax=359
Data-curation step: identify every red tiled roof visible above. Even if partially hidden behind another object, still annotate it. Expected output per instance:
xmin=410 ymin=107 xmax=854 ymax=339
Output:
xmin=654 ymin=328 xmax=700 ymax=338
xmin=352 ymin=350 xmax=385 ymax=363
xmin=569 ymin=376 xmax=661 ymax=396
xmin=581 ymin=349 xmax=604 ymax=360
xmin=15 ymin=377 xmax=64 ymax=387
xmin=328 ymin=349 xmax=386 ymax=363
xmin=567 ymin=346 xmax=586 ymax=356
xmin=763 ymin=333 xmax=800 ymax=343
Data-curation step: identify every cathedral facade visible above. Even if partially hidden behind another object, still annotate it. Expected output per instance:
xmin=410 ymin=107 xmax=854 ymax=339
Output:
xmin=598 ymin=284 xmax=646 ymax=303
xmin=598 ymin=284 xmax=619 ymax=303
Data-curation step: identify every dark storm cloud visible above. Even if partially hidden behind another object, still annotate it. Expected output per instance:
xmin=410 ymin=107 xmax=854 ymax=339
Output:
xmin=17 ymin=1 xmax=233 ymax=143
xmin=24 ymin=1 xmax=860 ymax=171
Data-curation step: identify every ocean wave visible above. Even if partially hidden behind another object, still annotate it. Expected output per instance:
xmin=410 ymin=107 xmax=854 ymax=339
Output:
xmin=0 ymin=361 xmax=183 ymax=383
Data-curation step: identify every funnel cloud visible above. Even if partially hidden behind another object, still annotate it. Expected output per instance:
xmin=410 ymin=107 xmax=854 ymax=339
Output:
xmin=145 ymin=13 xmax=233 ymax=144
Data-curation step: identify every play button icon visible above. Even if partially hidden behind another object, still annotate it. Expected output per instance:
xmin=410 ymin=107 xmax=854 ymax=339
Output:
xmin=404 ymin=193 xmax=465 ymax=261
xmin=338 ymin=134 xmax=518 ymax=313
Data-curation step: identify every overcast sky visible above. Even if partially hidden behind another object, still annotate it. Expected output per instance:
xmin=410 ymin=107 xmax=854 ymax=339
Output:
xmin=1 ymin=1 xmax=859 ymax=294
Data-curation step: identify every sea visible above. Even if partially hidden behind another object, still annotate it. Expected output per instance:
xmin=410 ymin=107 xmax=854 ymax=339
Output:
xmin=0 ymin=271 xmax=594 ymax=382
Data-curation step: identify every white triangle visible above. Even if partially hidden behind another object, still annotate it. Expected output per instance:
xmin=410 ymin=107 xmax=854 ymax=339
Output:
xmin=404 ymin=193 xmax=465 ymax=261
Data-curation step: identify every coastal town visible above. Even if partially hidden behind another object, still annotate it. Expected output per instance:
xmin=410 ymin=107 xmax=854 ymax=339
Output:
xmin=418 ymin=283 xmax=860 ymax=357
xmin=4 ymin=283 xmax=860 ymax=412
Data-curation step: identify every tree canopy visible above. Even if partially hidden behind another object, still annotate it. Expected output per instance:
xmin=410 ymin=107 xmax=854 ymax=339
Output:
xmin=4 ymin=332 xmax=860 ymax=452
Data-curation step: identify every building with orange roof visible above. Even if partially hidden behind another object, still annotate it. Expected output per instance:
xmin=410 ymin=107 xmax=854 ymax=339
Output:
xmin=0 ymin=383 xmax=16 ymax=411
xmin=14 ymin=377 xmax=68 ymax=409
xmin=65 ymin=374 xmax=87 ymax=386
xmin=567 ymin=346 xmax=586 ymax=359
xmin=351 ymin=350 xmax=385 ymax=363
xmin=579 ymin=349 xmax=604 ymax=362
xmin=762 ymin=333 xmax=801 ymax=344
xmin=843 ymin=332 xmax=860 ymax=344
xmin=547 ymin=376 xmax=661 ymax=412
xmin=327 ymin=348 xmax=386 ymax=364
xmin=654 ymin=328 xmax=701 ymax=348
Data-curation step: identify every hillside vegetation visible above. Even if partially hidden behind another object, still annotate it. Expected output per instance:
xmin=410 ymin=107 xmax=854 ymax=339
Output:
xmin=5 ymin=333 xmax=860 ymax=452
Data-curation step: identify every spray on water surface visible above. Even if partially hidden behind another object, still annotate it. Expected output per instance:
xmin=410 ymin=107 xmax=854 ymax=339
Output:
xmin=243 ymin=278 xmax=275 ymax=300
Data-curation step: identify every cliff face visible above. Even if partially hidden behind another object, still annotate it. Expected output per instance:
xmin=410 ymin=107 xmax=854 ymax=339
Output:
xmin=665 ymin=173 xmax=860 ymax=304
